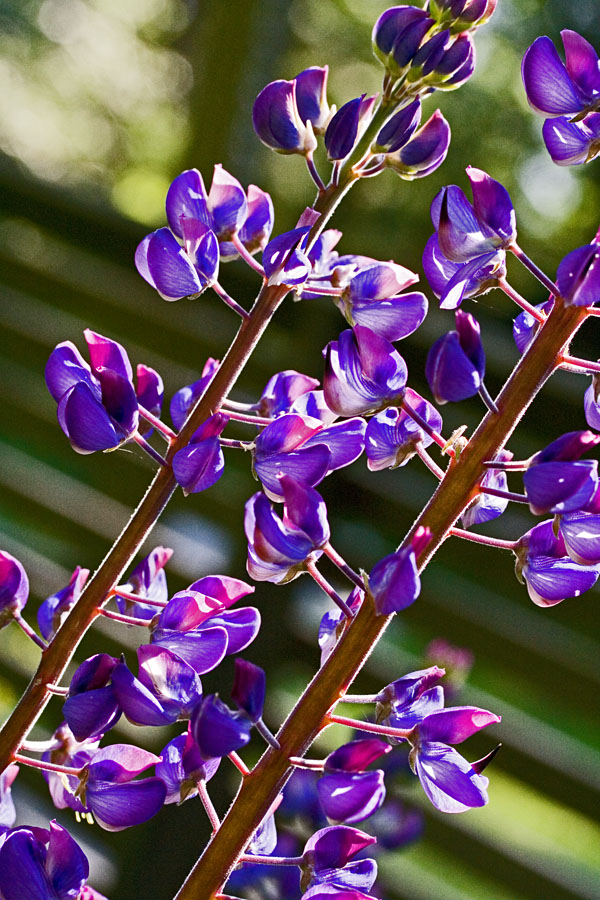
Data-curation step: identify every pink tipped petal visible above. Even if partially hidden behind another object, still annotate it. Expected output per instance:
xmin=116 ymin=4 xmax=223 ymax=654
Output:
xmin=419 ymin=706 xmax=501 ymax=744
xmin=305 ymin=825 xmax=377 ymax=870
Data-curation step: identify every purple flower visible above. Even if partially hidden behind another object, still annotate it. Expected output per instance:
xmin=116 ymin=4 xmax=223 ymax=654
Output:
xmin=114 ymin=545 xmax=172 ymax=620
xmin=111 ymin=645 xmax=204 ymax=727
xmin=432 ymin=167 xmax=516 ymax=263
xmin=427 ymin=33 xmax=476 ymax=90
xmin=318 ymin=587 xmax=364 ymax=664
xmin=365 ymin=388 xmax=443 ymax=470
xmin=555 ymin=241 xmax=600 ymax=306
xmin=295 ymin=66 xmax=334 ymax=134
xmin=45 ymin=330 xmax=144 ymax=454
xmin=515 ymin=519 xmax=600 ymax=606
xmin=37 ymin=566 xmax=90 ymax=640
xmin=253 ymin=78 xmax=318 ymax=154
xmin=231 ymin=658 xmax=266 ymax=724
xmin=426 ymin=309 xmax=486 ymax=404
xmin=0 ymin=551 xmax=29 ymax=629
xmin=252 ymin=413 xmax=365 ymax=501
xmin=41 ymin=724 xmax=99 ymax=811
xmin=522 ymin=31 xmax=600 ymax=119
xmin=431 ymin=0 xmax=498 ymax=31
xmin=63 ymin=654 xmax=121 ymax=741
xmin=135 ymin=364 xmax=164 ymax=436
xmin=0 ymin=821 xmax=92 ymax=900
xmin=558 ymin=507 xmax=600 ymax=566
xmin=542 ymin=113 xmax=600 ymax=166
xmin=172 ymin=412 xmax=228 ymax=495
xmin=263 ymin=226 xmax=313 ymax=287
xmin=384 ymin=109 xmax=451 ymax=180
xmin=408 ymin=705 xmax=500 ymax=813
xmin=376 ymin=666 xmax=446 ymax=735
xmin=0 ymin=765 xmax=18 ymax=830
xmin=170 ymin=357 xmax=220 ymax=430
xmin=324 ymin=326 xmax=408 ymax=417
xmin=191 ymin=694 xmax=252 ymax=760
xmin=164 ymin=166 xmax=274 ymax=262
xmin=584 ymin=377 xmax=600 ymax=430
xmin=76 ymin=744 xmax=166 ymax=831
xmin=368 ymin=527 xmax=430 ymax=616
xmin=337 ymin=261 xmax=428 ymax=342
xmin=325 ymin=95 xmax=376 ymax=161
xmin=462 ymin=451 xmax=511 ymax=527
xmin=512 ymin=299 xmax=554 ymax=353
xmin=301 ymin=825 xmax=377 ymax=897
xmin=422 ymin=234 xmax=506 ymax=309
xmin=372 ymin=6 xmax=434 ymax=77
xmin=258 ymin=370 xmax=321 ymax=418
xmin=149 ymin=576 xmax=259 ymax=673
xmin=367 ymin=799 xmax=424 ymax=851
xmin=318 ymin=740 xmax=390 ymax=825
xmin=245 ymin=476 xmax=330 ymax=584
xmin=135 ymin=218 xmax=219 ymax=302
xmin=374 ymin=99 xmax=422 ymax=153
xmin=523 ymin=431 xmax=600 ymax=515
xmin=156 ymin=728 xmax=220 ymax=804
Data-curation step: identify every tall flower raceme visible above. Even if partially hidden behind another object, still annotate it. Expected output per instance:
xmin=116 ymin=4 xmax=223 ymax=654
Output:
xmin=16 ymin=4 xmax=600 ymax=899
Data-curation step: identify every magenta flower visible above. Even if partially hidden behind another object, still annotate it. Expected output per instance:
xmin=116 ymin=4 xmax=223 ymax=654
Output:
xmin=45 ymin=330 xmax=144 ymax=454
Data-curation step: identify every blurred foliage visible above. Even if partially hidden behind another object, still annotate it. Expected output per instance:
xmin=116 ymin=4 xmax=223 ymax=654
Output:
xmin=0 ymin=1 xmax=599 ymax=899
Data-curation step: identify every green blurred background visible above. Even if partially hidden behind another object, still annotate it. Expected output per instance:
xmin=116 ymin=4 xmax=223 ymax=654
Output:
xmin=0 ymin=1 xmax=599 ymax=897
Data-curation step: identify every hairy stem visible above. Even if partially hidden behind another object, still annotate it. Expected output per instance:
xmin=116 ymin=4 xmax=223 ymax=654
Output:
xmin=174 ymin=298 xmax=589 ymax=900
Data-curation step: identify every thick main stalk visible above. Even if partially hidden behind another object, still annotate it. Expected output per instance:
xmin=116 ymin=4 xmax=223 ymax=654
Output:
xmin=175 ymin=298 xmax=589 ymax=899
